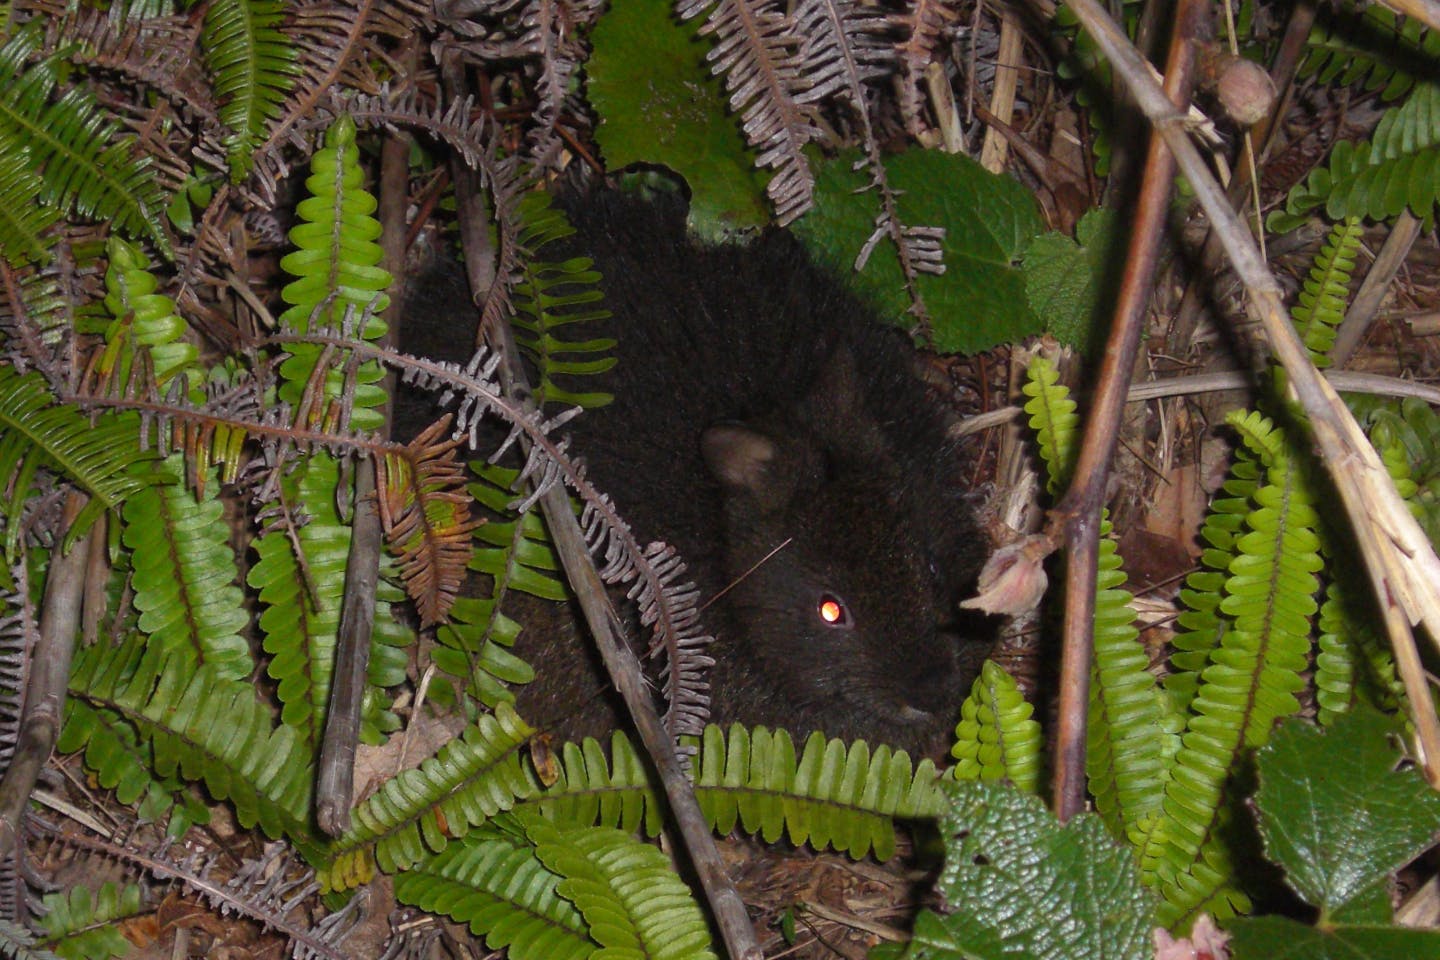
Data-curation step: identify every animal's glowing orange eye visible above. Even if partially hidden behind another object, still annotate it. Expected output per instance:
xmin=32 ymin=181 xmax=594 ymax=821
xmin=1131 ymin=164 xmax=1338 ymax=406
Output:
xmin=818 ymin=594 xmax=850 ymax=626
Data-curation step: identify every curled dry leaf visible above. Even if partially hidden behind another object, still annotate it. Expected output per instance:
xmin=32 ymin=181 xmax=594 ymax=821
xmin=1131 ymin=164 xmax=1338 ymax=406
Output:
xmin=960 ymin=535 xmax=1049 ymax=616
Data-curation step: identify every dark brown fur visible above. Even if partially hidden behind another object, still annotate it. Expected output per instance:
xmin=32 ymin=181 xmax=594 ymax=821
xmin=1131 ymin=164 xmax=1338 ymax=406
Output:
xmin=400 ymin=189 xmax=991 ymax=754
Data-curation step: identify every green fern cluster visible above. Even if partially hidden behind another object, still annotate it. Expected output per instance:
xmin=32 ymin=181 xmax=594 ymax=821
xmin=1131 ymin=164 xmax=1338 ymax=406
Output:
xmin=1269 ymin=82 xmax=1440 ymax=233
xmin=1015 ymin=208 xmax=1419 ymax=929
xmin=33 ymin=882 xmax=145 ymax=960
xmin=0 ymin=25 xmax=168 ymax=263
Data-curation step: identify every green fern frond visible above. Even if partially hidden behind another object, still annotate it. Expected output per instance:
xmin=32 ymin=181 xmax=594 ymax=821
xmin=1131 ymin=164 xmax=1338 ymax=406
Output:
xmin=530 ymin=817 xmax=717 ymax=960
xmin=431 ymin=461 xmax=560 ymax=708
xmin=0 ymin=365 xmax=154 ymax=558
xmin=276 ymin=114 xmax=391 ymax=433
xmin=393 ymin=824 xmax=593 ymax=960
xmin=1298 ymin=5 xmax=1437 ymax=102
xmin=1291 ymin=218 xmax=1363 ymax=368
xmin=950 ymin=660 xmax=1042 ymax=793
xmin=1165 ymin=450 xmax=1263 ymax=712
xmin=1086 ymin=519 xmax=1180 ymax=845
xmin=1311 ymin=407 xmax=1415 ymax=725
xmin=467 ymin=462 xmax=568 ymax=601
xmin=1150 ymin=411 xmax=1319 ymax=922
xmin=56 ymin=696 xmax=212 ymax=839
xmin=1357 ymin=396 xmax=1440 ymax=544
xmin=201 ymin=0 xmax=302 ymax=181
xmin=536 ymin=725 xmax=946 ymax=862
xmin=322 ymin=703 xmax=539 ymax=892
xmin=0 ymin=26 xmax=169 ymax=254
xmin=120 ymin=457 xmax=251 ymax=680
xmin=1315 ymin=572 xmax=1401 ymax=726
xmin=1271 ymin=84 xmax=1440 ymax=230
xmin=510 ymin=191 xmax=616 ymax=410
xmin=99 ymin=236 xmax=202 ymax=392
xmin=0 ymin=148 xmax=56 ymax=266
xmin=1022 ymin=354 xmax=1079 ymax=495
xmin=34 ymin=882 xmax=145 ymax=960
xmin=532 ymin=731 xmax=664 ymax=837
xmin=66 ymin=634 xmax=317 ymax=854
xmin=249 ymin=452 xmax=409 ymax=747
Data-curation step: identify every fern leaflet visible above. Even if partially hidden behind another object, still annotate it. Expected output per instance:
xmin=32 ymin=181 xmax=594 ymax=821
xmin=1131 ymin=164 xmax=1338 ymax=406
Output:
xmin=530 ymin=816 xmax=717 ymax=960
xmin=393 ymin=822 xmax=593 ymax=960
xmin=250 ymin=452 xmax=409 ymax=748
xmin=1291 ymin=218 xmax=1363 ymax=368
xmin=950 ymin=660 xmax=1043 ymax=793
xmin=0 ymin=365 xmax=154 ymax=558
xmin=322 ymin=703 xmax=539 ymax=892
xmin=34 ymin=883 xmax=145 ymax=960
xmin=1150 ymin=411 xmax=1319 ymax=926
xmin=121 ymin=457 xmax=251 ymax=680
xmin=0 ymin=26 xmax=169 ymax=254
xmin=510 ymin=191 xmax=615 ymax=410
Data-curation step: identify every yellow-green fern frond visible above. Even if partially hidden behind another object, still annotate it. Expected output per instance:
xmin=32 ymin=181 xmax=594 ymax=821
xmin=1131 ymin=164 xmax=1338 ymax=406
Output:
xmin=276 ymin=115 xmax=391 ymax=434
xmin=1022 ymin=353 xmax=1079 ymax=495
xmin=1291 ymin=217 xmax=1363 ymax=368
xmin=1151 ymin=411 xmax=1319 ymax=925
xmin=393 ymin=823 xmax=592 ymax=960
xmin=98 ymin=237 xmax=202 ymax=393
xmin=121 ymin=457 xmax=251 ymax=680
xmin=951 ymin=660 xmax=1042 ymax=793
xmin=1086 ymin=521 xmax=1180 ymax=845
xmin=322 ymin=703 xmax=538 ymax=892
xmin=65 ymin=635 xmax=318 ymax=856
xmin=529 ymin=817 xmax=717 ymax=960
xmin=536 ymin=725 xmax=946 ymax=862
xmin=249 ymin=453 xmax=409 ymax=748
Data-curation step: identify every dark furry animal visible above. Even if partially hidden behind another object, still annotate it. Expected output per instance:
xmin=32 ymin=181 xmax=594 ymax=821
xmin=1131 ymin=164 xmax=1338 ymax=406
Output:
xmin=399 ymin=189 xmax=990 ymax=755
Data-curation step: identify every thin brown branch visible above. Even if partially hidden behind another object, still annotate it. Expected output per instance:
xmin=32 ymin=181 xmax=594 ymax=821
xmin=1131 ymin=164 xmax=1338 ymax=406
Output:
xmin=1044 ymin=0 xmax=1204 ymax=822
xmin=0 ymin=494 xmax=93 ymax=862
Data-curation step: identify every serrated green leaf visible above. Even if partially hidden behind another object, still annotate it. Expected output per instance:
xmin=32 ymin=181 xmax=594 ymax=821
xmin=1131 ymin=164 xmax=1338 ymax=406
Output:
xmin=1023 ymin=208 xmax=1121 ymax=356
xmin=926 ymin=780 xmax=1155 ymax=960
xmin=794 ymin=149 xmax=1044 ymax=353
xmin=1254 ymin=708 xmax=1440 ymax=918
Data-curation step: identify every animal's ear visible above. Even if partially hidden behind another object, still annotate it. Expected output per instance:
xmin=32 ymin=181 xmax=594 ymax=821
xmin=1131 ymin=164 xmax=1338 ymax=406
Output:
xmin=702 ymin=424 xmax=795 ymax=511
xmin=799 ymin=345 xmax=887 ymax=458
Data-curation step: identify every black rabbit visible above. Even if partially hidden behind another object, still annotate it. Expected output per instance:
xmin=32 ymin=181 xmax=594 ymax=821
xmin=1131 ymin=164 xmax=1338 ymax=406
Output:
xmin=399 ymin=188 xmax=991 ymax=755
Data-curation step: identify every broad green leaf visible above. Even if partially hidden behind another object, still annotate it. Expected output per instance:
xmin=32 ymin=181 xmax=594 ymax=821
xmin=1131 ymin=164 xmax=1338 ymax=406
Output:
xmin=1022 ymin=207 xmax=1121 ymax=356
xmin=1254 ymin=708 xmax=1440 ymax=918
xmin=587 ymin=0 xmax=768 ymax=236
xmin=917 ymin=780 xmax=1155 ymax=960
xmin=794 ymin=149 xmax=1044 ymax=353
xmin=1228 ymin=915 xmax=1440 ymax=960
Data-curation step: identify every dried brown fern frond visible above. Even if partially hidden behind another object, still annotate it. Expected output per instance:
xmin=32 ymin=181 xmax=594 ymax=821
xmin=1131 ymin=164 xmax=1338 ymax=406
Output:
xmin=62 ymin=7 xmax=216 ymax=125
xmin=343 ymin=84 xmax=496 ymax=170
xmin=678 ymin=0 xmax=818 ymax=224
xmin=377 ymin=417 xmax=481 ymax=626
xmin=893 ymin=0 xmax=963 ymax=137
